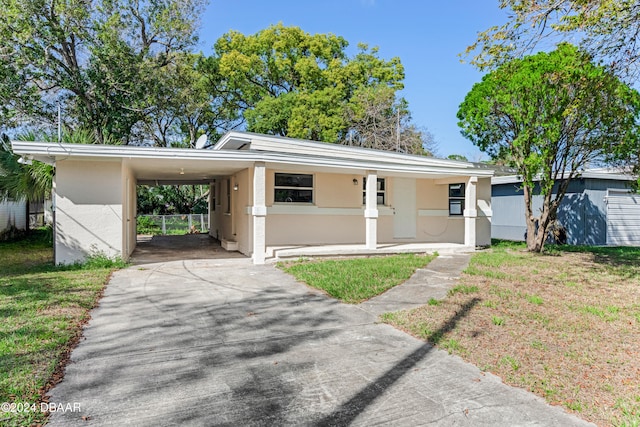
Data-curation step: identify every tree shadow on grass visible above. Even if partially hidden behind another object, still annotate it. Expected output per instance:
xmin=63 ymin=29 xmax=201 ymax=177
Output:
xmin=313 ymin=297 xmax=481 ymax=426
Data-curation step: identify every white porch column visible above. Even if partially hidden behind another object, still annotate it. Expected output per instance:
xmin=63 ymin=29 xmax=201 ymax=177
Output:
xmin=252 ymin=162 xmax=267 ymax=264
xmin=365 ymin=171 xmax=378 ymax=250
xmin=464 ymin=176 xmax=478 ymax=247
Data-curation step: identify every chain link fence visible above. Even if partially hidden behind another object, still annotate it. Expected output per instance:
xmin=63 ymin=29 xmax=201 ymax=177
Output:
xmin=137 ymin=214 xmax=209 ymax=235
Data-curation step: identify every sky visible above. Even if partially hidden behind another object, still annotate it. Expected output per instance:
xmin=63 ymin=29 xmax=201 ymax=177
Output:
xmin=196 ymin=1 xmax=509 ymax=160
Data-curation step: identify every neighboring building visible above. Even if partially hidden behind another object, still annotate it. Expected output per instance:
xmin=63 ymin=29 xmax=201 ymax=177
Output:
xmin=0 ymin=200 xmax=27 ymax=237
xmin=13 ymin=131 xmax=494 ymax=264
xmin=492 ymin=170 xmax=639 ymax=246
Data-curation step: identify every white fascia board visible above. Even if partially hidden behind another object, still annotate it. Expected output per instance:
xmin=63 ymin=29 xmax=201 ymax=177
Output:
xmin=10 ymin=141 xmax=264 ymax=164
xmin=12 ymin=140 xmax=494 ymax=178
xmin=260 ymin=152 xmax=494 ymax=177
xmin=215 ymin=131 xmax=476 ymax=169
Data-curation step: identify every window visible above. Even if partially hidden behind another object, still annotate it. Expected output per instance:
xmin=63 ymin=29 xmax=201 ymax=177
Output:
xmin=274 ymin=173 xmax=313 ymax=203
xmin=449 ymin=183 xmax=465 ymax=215
xmin=363 ymin=177 xmax=386 ymax=205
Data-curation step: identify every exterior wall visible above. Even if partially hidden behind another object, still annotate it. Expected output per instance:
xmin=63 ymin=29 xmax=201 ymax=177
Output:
xmin=0 ymin=200 xmax=27 ymax=234
xmin=210 ymin=177 xmax=233 ymax=242
xmin=492 ymin=178 xmax=632 ymax=245
xmin=262 ymin=171 xmax=491 ymax=247
xmin=476 ymin=177 xmax=492 ymax=246
xmin=122 ymin=161 xmax=136 ymax=260
xmin=234 ymin=168 xmax=251 ymax=256
xmin=265 ymin=170 xmax=366 ymax=245
xmin=208 ymin=169 xmax=253 ymax=256
xmin=415 ymin=179 xmax=464 ymax=244
xmin=55 ymin=159 xmax=123 ymax=264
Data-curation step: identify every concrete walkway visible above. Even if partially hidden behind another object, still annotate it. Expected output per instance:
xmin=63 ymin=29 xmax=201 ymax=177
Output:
xmin=47 ymin=257 xmax=593 ymax=426
xmin=359 ymin=253 xmax=471 ymax=316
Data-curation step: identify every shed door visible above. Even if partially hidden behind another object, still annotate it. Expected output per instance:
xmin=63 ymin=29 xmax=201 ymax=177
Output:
xmin=606 ymin=191 xmax=640 ymax=246
xmin=393 ymin=178 xmax=417 ymax=239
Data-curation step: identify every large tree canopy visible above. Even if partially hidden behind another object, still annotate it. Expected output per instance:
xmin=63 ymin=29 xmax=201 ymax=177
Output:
xmin=458 ymin=43 xmax=640 ymax=252
xmin=0 ymin=0 xmax=206 ymax=144
xmin=468 ymin=1 xmax=640 ymax=80
xmin=213 ymin=23 xmax=431 ymax=153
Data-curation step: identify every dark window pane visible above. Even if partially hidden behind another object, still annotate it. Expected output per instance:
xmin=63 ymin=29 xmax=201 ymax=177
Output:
xmin=275 ymin=189 xmax=313 ymax=203
xmin=275 ymin=173 xmax=313 ymax=188
xmin=449 ymin=183 xmax=465 ymax=198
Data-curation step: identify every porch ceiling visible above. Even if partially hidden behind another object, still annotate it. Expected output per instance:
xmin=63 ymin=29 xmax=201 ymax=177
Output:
xmin=127 ymin=157 xmax=253 ymax=184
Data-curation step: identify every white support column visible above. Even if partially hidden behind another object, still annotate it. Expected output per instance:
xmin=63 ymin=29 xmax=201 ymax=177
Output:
xmin=464 ymin=176 xmax=478 ymax=247
xmin=365 ymin=171 xmax=378 ymax=250
xmin=252 ymin=162 xmax=267 ymax=264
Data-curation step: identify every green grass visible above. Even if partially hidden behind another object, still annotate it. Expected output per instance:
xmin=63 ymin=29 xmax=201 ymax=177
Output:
xmin=448 ymin=284 xmax=479 ymax=296
xmin=0 ymin=229 xmax=123 ymax=426
xmin=278 ymin=253 xmax=436 ymax=304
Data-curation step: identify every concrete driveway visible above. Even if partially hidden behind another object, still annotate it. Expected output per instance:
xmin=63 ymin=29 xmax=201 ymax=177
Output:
xmin=47 ymin=258 xmax=592 ymax=426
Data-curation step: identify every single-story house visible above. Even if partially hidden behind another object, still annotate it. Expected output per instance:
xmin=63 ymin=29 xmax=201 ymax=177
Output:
xmin=492 ymin=169 xmax=640 ymax=246
xmin=12 ymin=131 xmax=494 ymax=264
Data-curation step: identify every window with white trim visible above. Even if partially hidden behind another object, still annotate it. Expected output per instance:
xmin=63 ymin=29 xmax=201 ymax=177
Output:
xmin=449 ymin=183 xmax=465 ymax=216
xmin=274 ymin=173 xmax=313 ymax=203
xmin=363 ymin=177 xmax=386 ymax=205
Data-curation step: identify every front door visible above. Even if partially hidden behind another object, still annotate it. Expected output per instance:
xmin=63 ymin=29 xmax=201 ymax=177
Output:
xmin=393 ymin=178 xmax=417 ymax=239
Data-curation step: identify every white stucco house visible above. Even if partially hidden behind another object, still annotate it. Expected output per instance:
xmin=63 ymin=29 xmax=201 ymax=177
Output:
xmin=12 ymin=131 xmax=494 ymax=264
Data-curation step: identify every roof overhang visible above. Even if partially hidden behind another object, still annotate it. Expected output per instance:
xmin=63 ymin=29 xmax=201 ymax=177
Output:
xmin=492 ymin=169 xmax=636 ymax=185
xmin=12 ymin=132 xmax=494 ymax=182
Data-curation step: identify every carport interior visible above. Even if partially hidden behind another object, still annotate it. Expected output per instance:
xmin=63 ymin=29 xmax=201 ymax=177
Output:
xmin=125 ymin=155 xmax=252 ymax=262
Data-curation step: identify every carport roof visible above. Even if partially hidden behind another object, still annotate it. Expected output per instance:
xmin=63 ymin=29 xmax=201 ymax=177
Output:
xmin=11 ymin=131 xmax=494 ymax=181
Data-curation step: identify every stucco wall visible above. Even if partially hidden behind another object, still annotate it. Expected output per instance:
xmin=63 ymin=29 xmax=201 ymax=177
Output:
xmin=260 ymin=171 xmax=491 ymax=247
xmin=209 ymin=177 xmax=233 ymax=242
xmin=122 ymin=161 xmax=136 ymax=260
xmin=234 ymin=168 xmax=251 ymax=255
xmin=265 ymin=170 xmax=365 ymax=245
xmin=476 ymin=177 xmax=492 ymax=246
xmin=55 ymin=159 xmax=123 ymax=264
xmin=415 ymin=179 xmax=464 ymax=243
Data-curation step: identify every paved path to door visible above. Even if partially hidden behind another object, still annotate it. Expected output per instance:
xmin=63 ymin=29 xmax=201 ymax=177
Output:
xmin=47 ymin=257 xmax=592 ymax=426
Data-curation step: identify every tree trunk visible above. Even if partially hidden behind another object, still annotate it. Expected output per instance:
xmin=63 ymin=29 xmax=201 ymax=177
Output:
xmin=524 ymin=183 xmax=561 ymax=253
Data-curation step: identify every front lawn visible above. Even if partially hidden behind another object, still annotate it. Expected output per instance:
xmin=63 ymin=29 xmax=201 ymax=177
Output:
xmin=382 ymin=242 xmax=640 ymax=427
xmin=0 ymin=230 xmax=124 ymax=426
xmin=278 ymin=253 xmax=437 ymax=303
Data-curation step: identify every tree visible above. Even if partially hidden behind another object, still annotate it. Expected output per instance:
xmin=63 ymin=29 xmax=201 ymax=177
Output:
xmin=137 ymin=185 xmax=209 ymax=215
xmin=468 ymin=1 xmax=640 ymax=79
xmin=0 ymin=0 xmax=205 ymax=144
xmin=457 ymin=44 xmax=640 ymax=252
xmin=0 ymin=134 xmax=52 ymax=203
xmin=139 ymin=53 xmax=240 ymax=147
xmin=447 ymin=154 xmax=468 ymax=162
xmin=213 ymin=24 xmax=406 ymax=143
xmin=344 ymin=85 xmax=437 ymax=155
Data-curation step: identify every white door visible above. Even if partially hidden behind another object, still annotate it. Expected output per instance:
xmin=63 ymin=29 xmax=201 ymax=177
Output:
xmin=393 ymin=178 xmax=417 ymax=239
